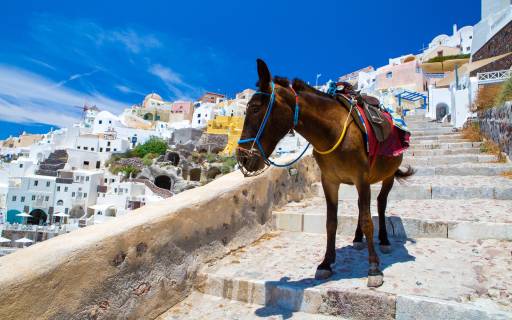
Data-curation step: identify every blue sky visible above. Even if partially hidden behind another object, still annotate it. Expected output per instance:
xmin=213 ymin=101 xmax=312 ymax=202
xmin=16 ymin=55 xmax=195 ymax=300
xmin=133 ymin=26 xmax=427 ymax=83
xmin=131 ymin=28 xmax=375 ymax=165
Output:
xmin=0 ymin=0 xmax=481 ymax=138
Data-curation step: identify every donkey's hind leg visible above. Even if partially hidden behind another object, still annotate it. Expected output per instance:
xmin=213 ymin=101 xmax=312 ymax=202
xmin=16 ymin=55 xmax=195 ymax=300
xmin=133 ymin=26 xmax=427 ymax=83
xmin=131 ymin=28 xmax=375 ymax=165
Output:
xmin=315 ymin=176 xmax=340 ymax=280
xmin=352 ymin=201 xmax=366 ymax=250
xmin=377 ymin=176 xmax=394 ymax=254
xmin=356 ymin=181 xmax=383 ymax=288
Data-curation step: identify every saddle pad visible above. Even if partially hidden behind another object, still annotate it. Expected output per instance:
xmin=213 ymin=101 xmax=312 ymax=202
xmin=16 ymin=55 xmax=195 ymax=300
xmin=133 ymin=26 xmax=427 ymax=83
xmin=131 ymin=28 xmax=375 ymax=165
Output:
xmin=356 ymin=105 xmax=410 ymax=166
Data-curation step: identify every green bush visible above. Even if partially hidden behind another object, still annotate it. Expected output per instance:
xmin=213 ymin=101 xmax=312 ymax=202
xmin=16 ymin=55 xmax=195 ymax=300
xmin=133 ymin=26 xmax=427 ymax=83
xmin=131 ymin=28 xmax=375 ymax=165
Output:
xmin=220 ymin=156 xmax=237 ymax=174
xmin=427 ymin=54 xmax=470 ymax=63
xmin=111 ymin=164 xmax=140 ymax=178
xmin=496 ymin=77 xmax=512 ymax=106
xmin=142 ymin=153 xmax=158 ymax=166
xmin=132 ymin=138 xmax=168 ymax=158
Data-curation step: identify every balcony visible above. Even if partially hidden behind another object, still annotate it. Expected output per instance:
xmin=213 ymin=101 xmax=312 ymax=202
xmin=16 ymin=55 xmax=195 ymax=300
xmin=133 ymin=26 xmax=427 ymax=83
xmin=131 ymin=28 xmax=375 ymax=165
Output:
xmin=477 ymin=69 xmax=512 ymax=85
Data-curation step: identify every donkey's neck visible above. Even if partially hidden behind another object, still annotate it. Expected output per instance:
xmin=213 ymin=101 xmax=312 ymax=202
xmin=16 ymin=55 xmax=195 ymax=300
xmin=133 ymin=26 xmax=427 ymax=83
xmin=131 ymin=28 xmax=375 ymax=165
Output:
xmin=293 ymin=93 xmax=352 ymax=152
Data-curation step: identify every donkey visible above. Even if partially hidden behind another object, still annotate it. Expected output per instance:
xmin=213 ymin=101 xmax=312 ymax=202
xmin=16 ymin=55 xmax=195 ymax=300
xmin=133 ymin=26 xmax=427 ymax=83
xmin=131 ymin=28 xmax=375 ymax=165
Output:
xmin=237 ymin=59 xmax=414 ymax=287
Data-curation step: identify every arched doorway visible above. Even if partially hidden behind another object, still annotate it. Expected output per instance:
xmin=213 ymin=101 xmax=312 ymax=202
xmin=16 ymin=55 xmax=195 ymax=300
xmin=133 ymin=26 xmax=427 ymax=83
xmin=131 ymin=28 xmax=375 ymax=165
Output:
xmin=189 ymin=168 xmax=201 ymax=182
xmin=28 ymin=209 xmax=47 ymax=225
xmin=166 ymin=152 xmax=180 ymax=166
xmin=143 ymin=113 xmax=154 ymax=121
xmin=105 ymin=207 xmax=117 ymax=217
xmin=154 ymin=175 xmax=172 ymax=190
xmin=436 ymin=103 xmax=449 ymax=121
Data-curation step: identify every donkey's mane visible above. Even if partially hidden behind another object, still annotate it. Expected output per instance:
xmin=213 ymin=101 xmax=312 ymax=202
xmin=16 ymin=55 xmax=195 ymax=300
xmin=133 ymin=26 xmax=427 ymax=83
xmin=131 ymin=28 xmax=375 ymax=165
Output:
xmin=291 ymin=78 xmax=336 ymax=100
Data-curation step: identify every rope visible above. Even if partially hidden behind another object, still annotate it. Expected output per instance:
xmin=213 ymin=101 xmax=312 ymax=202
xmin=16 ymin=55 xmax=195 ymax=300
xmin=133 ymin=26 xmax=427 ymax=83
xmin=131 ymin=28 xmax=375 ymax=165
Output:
xmin=314 ymin=104 xmax=354 ymax=155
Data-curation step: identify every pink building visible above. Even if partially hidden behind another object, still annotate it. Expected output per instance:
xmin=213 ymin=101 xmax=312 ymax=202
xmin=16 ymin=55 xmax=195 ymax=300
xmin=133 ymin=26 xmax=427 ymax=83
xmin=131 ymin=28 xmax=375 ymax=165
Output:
xmin=171 ymin=101 xmax=194 ymax=121
xmin=375 ymin=59 xmax=427 ymax=93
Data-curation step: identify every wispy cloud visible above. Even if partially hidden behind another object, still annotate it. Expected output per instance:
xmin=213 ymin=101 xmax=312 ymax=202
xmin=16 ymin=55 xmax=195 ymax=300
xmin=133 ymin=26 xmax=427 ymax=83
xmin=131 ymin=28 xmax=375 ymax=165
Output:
xmin=108 ymin=30 xmax=162 ymax=54
xmin=54 ymin=69 xmax=99 ymax=88
xmin=0 ymin=65 xmax=129 ymax=127
xmin=115 ymin=84 xmax=145 ymax=96
xmin=148 ymin=64 xmax=202 ymax=99
xmin=24 ymin=57 xmax=56 ymax=71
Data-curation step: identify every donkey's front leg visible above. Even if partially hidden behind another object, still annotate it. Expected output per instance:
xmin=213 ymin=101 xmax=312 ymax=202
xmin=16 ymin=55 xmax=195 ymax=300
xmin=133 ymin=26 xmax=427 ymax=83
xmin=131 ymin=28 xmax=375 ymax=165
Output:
xmin=315 ymin=176 xmax=340 ymax=280
xmin=356 ymin=181 xmax=384 ymax=287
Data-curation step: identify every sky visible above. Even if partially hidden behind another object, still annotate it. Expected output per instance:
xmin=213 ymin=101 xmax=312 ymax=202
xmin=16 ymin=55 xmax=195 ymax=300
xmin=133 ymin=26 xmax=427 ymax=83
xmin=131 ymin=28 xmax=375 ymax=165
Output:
xmin=0 ymin=0 xmax=481 ymax=139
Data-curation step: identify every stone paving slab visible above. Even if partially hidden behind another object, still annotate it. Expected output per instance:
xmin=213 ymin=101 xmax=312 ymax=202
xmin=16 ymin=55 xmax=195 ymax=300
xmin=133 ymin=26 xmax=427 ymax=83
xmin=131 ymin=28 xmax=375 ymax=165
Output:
xmin=412 ymin=134 xmax=464 ymax=141
xmin=410 ymin=128 xmax=455 ymax=136
xmin=199 ymin=232 xmax=512 ymax=319
xmin=157 ymin=292 xmax=341 ymax=320
xmin=410 ymin=138 xmax=470 ymax=144
xmin=273 ymin=198 xmax=512 ymax=240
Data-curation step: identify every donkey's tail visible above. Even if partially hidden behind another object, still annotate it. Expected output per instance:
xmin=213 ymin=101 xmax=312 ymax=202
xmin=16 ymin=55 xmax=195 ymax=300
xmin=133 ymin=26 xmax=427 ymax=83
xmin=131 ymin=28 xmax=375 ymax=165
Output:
xmin=394 ymin=165 xmax=416 ymax=183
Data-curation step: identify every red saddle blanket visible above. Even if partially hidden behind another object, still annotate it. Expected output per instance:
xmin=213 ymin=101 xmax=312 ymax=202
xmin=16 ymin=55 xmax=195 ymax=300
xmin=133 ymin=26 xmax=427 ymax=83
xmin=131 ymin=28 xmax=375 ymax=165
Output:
xmin=356 ymin=105 xmax=410 ymax=166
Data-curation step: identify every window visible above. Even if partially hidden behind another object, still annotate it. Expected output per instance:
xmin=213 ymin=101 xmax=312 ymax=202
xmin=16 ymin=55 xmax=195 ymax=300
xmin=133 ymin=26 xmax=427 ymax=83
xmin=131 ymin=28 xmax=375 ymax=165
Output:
xmin=104 ymin=178 xmax=108 ymax=183
xmin=46 ymin=181 xmax=51 ymax=187
xmin=57 ymin=186 xmax=61 ymax=192
xmin=72 ymin=192 xmax=76 ymax=197
xmin=84 ymin=161 xmax=90 ymax=166
xmin=416 ymin=66 xmax=421 ymax=73
xmin=32 ymin=195 xmax=36 ymax=201
xmin=386 ymin=72 xmax=392 ymax=79
xmin=65 ymin=208 xmax=69 ymax=214
xmin=100 ymin=148 xmax=103 ymax=152
xmin=91 ymin=148 xmax=95 ymax=151
xmin=96 ymin=161 xmax=101 ymax=169
xmin=19 ymin=164 xmax=23 ymax=168
xmin=86 ymin=176 xmax=90 ymax=182
xmin=64 ymin=187 xmax=68 ymax=192
xmin=466 ymin=47 xmax=470 ymax=51
xmin=109 ymin=120 xmax=112 ymax=124
xmin=114 ymin=148 xmax=117 ymax=152
xmin=84 ymin=193 xmax=87 ymax=198
xmin=77 ymin=146 xmax=81 ymax=149
xmin=45 ymin=196 xmax=49 ymax=201
xmin=34 ymin=180 xmax=39 ymax=186
xmin=57 ymin=200 xmax=64 ymax=205
xmin=21 ymin=196 xmax=25 ymax=202
xmin=197 ymin=113 xmax=201 ymax=118
xmin=99 ymin=120 xmax=103 ymax=124
xmin=107 ymin=142 xmax=111 ymax=146
xmin=12 ymin=196 xmax=16 ymax=201
xmin=84 ymin=147 xmax=88 ymax=150
xmin=106 ymin=148 xmax=111 ymax=152
xmin=111 ymin=179 xmax=115 ymax=183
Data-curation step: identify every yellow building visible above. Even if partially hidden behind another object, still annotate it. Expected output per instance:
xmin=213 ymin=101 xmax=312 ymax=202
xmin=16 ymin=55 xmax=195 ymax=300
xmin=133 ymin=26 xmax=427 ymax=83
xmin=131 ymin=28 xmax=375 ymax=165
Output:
xmin=206 ymin=116 xmax=245 ymax=155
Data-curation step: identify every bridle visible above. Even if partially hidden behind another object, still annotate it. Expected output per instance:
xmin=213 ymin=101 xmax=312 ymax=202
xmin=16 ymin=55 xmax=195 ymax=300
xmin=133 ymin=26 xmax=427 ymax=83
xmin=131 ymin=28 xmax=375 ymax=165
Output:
xmin=237 ymin=82 xmax=311 ymax=176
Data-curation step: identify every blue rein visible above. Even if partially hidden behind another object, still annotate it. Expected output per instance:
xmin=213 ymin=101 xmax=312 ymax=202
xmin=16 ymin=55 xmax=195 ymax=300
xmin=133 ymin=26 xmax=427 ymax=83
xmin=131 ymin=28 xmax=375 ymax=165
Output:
xmin=238 ymin=82 xmax=311 ymax=168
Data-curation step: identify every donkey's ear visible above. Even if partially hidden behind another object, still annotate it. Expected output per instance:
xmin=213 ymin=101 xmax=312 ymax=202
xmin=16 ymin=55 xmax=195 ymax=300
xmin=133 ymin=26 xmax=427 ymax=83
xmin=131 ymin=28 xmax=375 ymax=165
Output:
xmin=256 ymin=58 xmax=271 ymax=91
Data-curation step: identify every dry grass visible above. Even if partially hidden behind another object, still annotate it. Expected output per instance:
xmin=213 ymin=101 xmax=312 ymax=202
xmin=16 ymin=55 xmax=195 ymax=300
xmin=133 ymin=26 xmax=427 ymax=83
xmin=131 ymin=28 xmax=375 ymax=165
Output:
xmin=461 ymin=122 xmax=483 ymax=142
xmin=480 ymin=140 xmax=507 ymax=163
xmin=502 ymin=171 xmax=512 ymax=179
xmin=496 ymin=77 xmax=512 ymax=106
xmin=472 ymin=84 xmax=503 ymax=111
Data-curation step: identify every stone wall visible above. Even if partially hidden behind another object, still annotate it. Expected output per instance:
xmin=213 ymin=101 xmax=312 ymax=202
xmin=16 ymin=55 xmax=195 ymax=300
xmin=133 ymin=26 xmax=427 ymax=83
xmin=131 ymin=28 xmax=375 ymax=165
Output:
xmin=0 ymin=155 xmax=320 ymax=320
xmin=471 ymin=20 xmax=512 ymax=76
xmin=478 ymin=102 xmax=512 ymax=157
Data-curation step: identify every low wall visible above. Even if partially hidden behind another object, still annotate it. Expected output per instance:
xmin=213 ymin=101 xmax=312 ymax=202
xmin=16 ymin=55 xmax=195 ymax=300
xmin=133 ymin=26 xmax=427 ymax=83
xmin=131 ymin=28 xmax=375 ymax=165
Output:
xmin=478 ymin=102 xmax=512 ymax=157
xmin=0 ymin=156 xmax=320 ymax=320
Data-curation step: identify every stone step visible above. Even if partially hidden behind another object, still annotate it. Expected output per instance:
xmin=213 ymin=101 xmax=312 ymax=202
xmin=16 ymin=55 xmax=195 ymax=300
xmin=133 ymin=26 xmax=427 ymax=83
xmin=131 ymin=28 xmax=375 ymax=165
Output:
xmin=412 ymin=162 xmax=512 ymax=176
xmin=412 ymin=134 xmax=464 ymax=141
xmin=410 ymin=138 xmax=470 ymax=145
xmin=405 ymin=148 xmax=481 ymax=156
xmin=198 ymin=232 xmax=512 ymax=320
xmin=327 ymin=176 xmax=512 ymax=200
xmin=157 ymin=292 xmax=340 ymax=319
xmin=410 ymin=128 xmax=455 ymax=136
xmin=403 ymin=154 xmax=497 ymax=166
xmin=407 ymin=123 xmax=454 ymax=130
xmin=409 ymin=141 xmax=481 ymax=150
xmin=273 ymin=198 xmax=512 ymax=240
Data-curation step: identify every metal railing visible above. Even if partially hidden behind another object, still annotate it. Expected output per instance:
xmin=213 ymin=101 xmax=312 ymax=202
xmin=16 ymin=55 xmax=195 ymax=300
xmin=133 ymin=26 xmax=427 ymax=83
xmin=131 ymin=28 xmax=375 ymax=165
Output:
xmin=477 ymin=69 xmax=512 ymax=85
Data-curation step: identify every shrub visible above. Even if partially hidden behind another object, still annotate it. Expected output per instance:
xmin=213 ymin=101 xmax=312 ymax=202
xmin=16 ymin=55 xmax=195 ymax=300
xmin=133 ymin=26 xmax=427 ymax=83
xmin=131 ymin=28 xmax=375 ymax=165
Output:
xmin=220 ymin=156 xmax=237 ymax=174
xmin=472 ymin=84 xmax=502 ymax=111
xmin=480 ymin=140 xmax=507 ymax=163
xmin=496 ymin=77 xmax=512 ymax=106
xmin=142 ymin=153 xmax=158 ymax=166
xmin=132 ymin=138 xmax=168 ymax=158
xmin=461 ymin=122 xmax=482 ymax=142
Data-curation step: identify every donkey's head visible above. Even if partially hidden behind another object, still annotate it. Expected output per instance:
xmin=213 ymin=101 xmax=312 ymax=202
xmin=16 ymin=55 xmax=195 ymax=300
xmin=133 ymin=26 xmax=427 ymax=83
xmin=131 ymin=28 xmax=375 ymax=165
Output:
xmin=237 ymin=59 xmax=296 ymax=176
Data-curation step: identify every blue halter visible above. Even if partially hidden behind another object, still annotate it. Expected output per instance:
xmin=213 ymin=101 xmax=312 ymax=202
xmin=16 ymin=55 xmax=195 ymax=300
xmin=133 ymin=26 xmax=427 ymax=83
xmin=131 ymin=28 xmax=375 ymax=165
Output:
xmin=238 ymin=82 xmax=311 ymax=167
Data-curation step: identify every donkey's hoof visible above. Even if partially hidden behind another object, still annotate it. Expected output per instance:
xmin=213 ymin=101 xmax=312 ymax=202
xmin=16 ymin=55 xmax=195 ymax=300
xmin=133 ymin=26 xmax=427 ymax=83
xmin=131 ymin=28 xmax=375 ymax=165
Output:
xmin=380 ymin=245 xmax=392 ymax=254
xmin=353 ymin=242 xmax=365 ymax=250
xmin=315 ymin=268 xmax=332 ymax=280
xmin=367 ymin=274 xmax=384 ymax=288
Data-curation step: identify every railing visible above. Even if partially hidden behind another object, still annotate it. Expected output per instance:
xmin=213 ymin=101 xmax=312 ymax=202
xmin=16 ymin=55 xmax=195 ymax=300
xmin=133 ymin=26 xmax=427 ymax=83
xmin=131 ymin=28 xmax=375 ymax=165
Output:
xmin=477 ymin=69 xmax=512 ymax=85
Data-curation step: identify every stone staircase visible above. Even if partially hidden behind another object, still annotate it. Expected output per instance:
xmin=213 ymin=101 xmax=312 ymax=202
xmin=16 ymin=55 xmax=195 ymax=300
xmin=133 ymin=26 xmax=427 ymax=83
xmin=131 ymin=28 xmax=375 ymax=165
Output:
xmin=35 ymin=149 xmax=68 ymax=177
xmin=157 ymin=112 xmax=512 ymax=319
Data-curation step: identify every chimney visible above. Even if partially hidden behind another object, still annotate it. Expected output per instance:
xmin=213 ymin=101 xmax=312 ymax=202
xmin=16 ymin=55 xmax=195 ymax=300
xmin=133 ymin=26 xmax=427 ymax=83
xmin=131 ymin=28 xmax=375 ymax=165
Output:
xmin=453 ymin=24 xmax=458 ymax=36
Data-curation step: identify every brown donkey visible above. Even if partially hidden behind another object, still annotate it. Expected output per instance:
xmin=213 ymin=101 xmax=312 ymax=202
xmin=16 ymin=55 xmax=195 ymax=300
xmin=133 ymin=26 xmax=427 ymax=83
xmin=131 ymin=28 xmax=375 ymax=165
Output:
xmin=237 ymin=59 xmax=415 ymax=287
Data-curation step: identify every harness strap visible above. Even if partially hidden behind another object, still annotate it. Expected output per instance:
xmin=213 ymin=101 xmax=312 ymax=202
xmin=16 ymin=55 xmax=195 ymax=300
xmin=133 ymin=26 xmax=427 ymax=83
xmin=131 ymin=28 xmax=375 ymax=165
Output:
xmin=314 ymin=104 xmax=354 ymax=155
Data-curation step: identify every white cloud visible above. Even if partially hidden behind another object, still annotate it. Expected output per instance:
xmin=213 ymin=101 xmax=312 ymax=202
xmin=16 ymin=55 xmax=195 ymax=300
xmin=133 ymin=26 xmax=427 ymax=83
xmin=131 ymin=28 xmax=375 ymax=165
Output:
xmin=54 ymin=69 xmax=99 ymax=88
xmin=115 ymin=85 xmax=145 ymax=96
xmin=148 ymin=64 xmax=183 ymax=84
xmin=109 ymin=30 xmax=162 ymax=54
xmin=148 ymin=64 xmax=203 ymax=100
xmin=0 ymin=65 xmax=129 ymax=127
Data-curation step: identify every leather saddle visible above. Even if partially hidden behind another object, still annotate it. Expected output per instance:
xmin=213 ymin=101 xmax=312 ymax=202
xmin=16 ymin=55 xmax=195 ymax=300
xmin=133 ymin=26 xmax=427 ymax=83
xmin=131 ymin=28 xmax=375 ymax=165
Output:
xmin=335 ymin=82 xmax=392 ymax=142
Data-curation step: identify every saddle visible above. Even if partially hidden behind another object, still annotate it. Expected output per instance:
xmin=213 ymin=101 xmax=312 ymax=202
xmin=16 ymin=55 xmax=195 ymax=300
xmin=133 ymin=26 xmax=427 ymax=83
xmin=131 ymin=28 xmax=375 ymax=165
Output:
xmin=335 ymin=82 xmax=392 ymax=142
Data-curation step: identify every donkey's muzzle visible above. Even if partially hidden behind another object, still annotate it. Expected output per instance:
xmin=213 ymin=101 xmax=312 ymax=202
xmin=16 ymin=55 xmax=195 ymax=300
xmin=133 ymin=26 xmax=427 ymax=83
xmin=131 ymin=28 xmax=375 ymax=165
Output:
xmin=236 ymin=146 xmax=267 ymax=177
